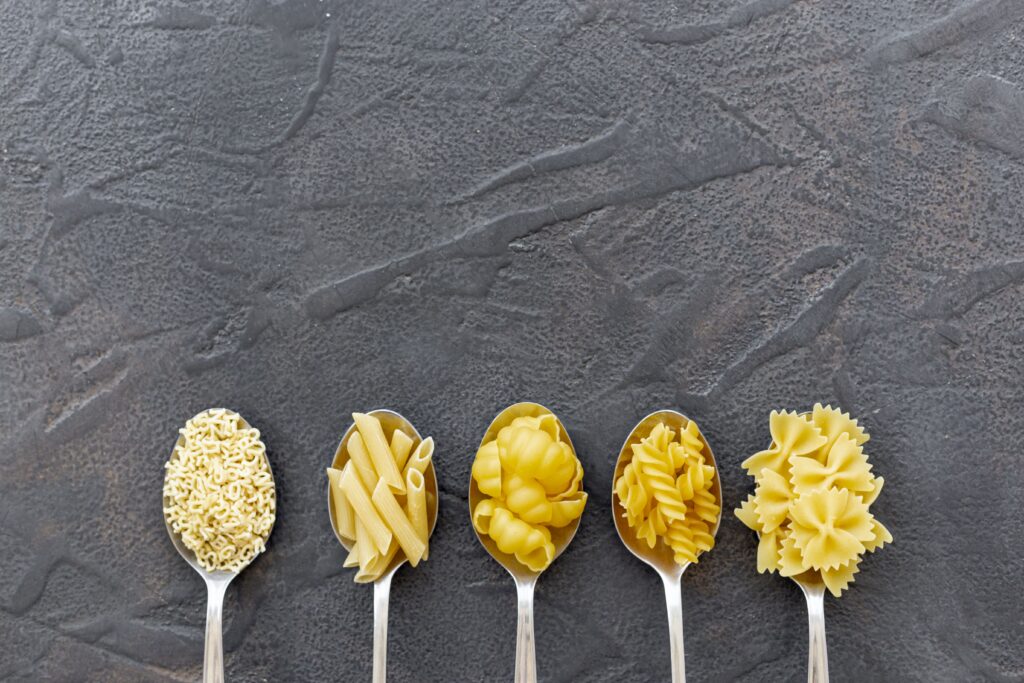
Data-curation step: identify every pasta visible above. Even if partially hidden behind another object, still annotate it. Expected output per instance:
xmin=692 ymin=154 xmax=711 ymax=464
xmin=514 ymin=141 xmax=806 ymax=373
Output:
xmin=470 ymin=411 xmax=587 ymax=572
xmin=327 ymin=413 xmax=435 ymax=583
xmin=734 ymin=404 xmax=892 ymax=597
xmin=163 ymin=409 xmax=276 ymax=573
xmin=613 ymin=419 xmax=720 ymax=566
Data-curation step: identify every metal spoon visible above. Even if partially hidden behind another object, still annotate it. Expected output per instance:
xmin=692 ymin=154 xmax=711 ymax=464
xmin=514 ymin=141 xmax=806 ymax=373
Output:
xmin=328 ymin=409 xmax=440 ymax=683
xmin=163 ymin=409 xmax=276 ymax=683
xmin=468 ymin=402 xmax=583 ymax=683
xmin=610 ymin=410 xmax=722 ymax=683
xmin=760 ymin=411 xmax=828 ymax=683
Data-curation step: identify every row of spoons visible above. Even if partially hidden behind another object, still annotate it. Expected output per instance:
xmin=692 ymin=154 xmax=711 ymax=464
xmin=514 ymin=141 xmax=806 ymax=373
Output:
xmin=164 ymin=402 xmax=831 ymax=683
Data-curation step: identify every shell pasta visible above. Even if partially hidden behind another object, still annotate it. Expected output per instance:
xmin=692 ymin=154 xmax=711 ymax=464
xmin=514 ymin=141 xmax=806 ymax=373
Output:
xmin=328 ymin=413 xmax=435 ymax=583
xmin=471 ymin=412 xmax=586 ymax=572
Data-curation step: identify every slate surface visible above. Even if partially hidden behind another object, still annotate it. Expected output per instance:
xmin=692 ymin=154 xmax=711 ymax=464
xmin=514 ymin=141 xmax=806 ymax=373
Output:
xmin=2 ymin=0 xmax=1023 ymax=681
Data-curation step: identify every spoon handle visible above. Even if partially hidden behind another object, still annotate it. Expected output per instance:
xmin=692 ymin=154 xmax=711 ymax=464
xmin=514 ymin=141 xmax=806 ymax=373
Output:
xmin=203 ymin=577 xmax=230 ymax=683
xmin=661 ymin=572 xmax=686 ymax=683
xmin=803 ymin=586 xmax=829 ymax=683
xmin=373 ymin=572 xmax=394 ymax=683
xmin=514 ymin=579 xmax=537 ymax=683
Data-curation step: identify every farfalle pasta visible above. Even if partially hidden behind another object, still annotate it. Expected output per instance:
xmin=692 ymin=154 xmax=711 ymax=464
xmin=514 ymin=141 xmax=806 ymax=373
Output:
xmin=614 ymin=419 xmax=720 ymax=565
xmin=470 ymin=412 xmax=586 ymax=572
xmin=735 ymin=404 xmax=892 ymax=597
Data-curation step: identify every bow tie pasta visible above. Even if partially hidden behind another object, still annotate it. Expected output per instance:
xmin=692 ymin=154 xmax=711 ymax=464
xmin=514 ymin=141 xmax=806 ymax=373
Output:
xmin=735 ymin=404 xmax=892 ymax=597
xmin=613 ymin=419 xmax=720 ymax=565
xmin=471 ymin=413 xmax=587 ymax=572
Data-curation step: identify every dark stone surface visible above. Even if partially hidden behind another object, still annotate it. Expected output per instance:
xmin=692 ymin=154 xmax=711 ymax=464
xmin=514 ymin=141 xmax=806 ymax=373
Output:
xmin=1 ymin=0 xmax=1022 ymax=681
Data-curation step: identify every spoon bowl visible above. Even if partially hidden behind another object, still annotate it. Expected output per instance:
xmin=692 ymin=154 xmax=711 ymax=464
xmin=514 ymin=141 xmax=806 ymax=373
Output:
xmin=469 ymin=401 xmax=583 ymax=683
xmin=163 ymin=408 xmax=276 ymax=683
xmin=468 ymin=401 xmax=582 ymax=582
xmin=610 ymin=409 xmax=722 ymax=683
xmin=327 ymin=409 xmax=439 ymax=683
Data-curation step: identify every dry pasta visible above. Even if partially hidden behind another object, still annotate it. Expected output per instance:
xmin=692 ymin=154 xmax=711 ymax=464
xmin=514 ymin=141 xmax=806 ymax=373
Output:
xmin=735 ymin=404 xmax=892 ymax=597
xmin=470 ymin=412 xmax=587 ymax=572
xmin=613 ymin=419 xmax=720 ymax=566
xmin=327 ymin=413 xmax=434 ymax=583
xmin=162 ymin=408 xmax=275 ymax=573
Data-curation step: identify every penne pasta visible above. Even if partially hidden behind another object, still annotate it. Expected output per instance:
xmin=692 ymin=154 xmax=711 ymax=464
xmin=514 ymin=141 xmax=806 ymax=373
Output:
xmin=354 ymin=413 xmax=405 ymax=492
xmin=390 ymin=429 xmax=415 ymax=472
xmin=326 ymin=466 xmax=356 ymax=540
xmin=356 ymin=540 xmax=399 ymax=583
xmin=346 ymin=432 xmax=380 ymax=492
xmin=343 ymin=543 xmax=361 ymax=568
xmin=404 ymin=437 xmax=434 ymax=477
xmin=341 ymin=465 xmax=392 ymax=555
xmin=372 ymin=480 xmax=426 ymax=566
xmin=354 ymin=518 xmax=377 ymax=569
xmin=405 ymin=468 xmax=428 ymax=560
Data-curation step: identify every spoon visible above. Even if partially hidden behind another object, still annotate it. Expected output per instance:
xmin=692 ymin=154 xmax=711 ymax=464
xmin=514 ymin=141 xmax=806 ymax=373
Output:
xmin=761 ymin=411 xmax=828 ymax=683
xmin=611 ymin=410 xmax=722 ymax=683
xmin=328 ymin=409 xmax=440 ymax=683
xmin=468 ymin=402 xmax=583 ymax=683
xmin=163 ymin=409 xmax=276 ymax=683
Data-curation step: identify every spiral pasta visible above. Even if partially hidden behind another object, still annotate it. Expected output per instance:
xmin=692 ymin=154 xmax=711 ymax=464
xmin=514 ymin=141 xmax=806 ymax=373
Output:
xmin=471 ymin=411 xmax=586 ymax=572
xmin=614 ymin=418 xmax=720 ymax=566
xmin=162 ymin=409 xmax=276 ymax=573
xmin=735 ymin=404 xmax=892 ymax=597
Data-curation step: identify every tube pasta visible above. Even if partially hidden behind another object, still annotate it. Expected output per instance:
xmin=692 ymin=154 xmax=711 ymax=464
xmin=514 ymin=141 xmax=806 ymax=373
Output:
xmin=353 ymin=413 xmax=405 ymax=492
xmin=613 ymin=418 xmax=720 ymax=566
xmin=470 ymin=411 xmax=586 ymax=572
xmin=390 ymin=429 xmax=415 ymax=472
xmin=326 ymin=466 xmax=357 ymax=540
xmin=734 ymin=404 xmax=892 ymax=597
xmin=328 ymin=412 xmax=435 ymax=583
xmin=405 ymin=468 xmax=428 ymax=561
xmin=372 ymin=480 xmax=426 ymax=567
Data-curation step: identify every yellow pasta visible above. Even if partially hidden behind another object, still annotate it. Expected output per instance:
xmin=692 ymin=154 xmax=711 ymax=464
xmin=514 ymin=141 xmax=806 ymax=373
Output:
xmin=328 ymin=412 xmax=435 ymax=583
xmin=340 ymin=465 xmax=392 ymax=555
xmin=372 ymin=480 xmax=427 ymax=566
xmin=613 ymin=418 xmax=720 ymax=566
xmin=470 ymin=411 xmax=586 ymax=572
xmin=353 ymin=413 xmax=405 ymax=492
xmin=405 ymin=468 xmax=428 ymax=561
xmin=734 ymin=404 xmax=893 ymax=597
xmin=390 ymin=429 xmax=415 ymax=472
xmin=326 ymin=466 xmax=356 ymax=539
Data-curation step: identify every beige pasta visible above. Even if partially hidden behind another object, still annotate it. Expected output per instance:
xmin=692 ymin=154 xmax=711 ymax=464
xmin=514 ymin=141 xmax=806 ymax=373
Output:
xmin=405 ymin=468 xmax=428 ymax=561
xmin=162 ymin=409 xmax=275 ymax=573
xmin=390 ymin=429 xmax=415 ymax=472
xmin=353 ymin=413 xmax=405 ymax=492
xmin=372 ymin=480 xmax=426 ymax=566
xmin=328 ymin=412 xmax=435 ymax=583
xmin=340 ymin=465 xmax=392 ymax=555
xmin=326 ymin=466 xmax=356 ymax=540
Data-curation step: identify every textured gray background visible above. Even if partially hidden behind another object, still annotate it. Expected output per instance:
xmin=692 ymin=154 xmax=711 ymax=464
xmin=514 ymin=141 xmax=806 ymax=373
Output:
xmin=1 ymin=0 xmax=1023 ymax=681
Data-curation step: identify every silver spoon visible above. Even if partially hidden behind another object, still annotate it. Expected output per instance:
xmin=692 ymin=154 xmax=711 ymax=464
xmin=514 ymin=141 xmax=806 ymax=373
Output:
xmin=328 ymin=409 xmax=440 ymax=683
xmin=759 ymin=411 xmax=828 ymax=683
xmin=611 ymin=410 xmax=722 ymax=683
xmin=468 ymin=402 xmax=584 ymax=683
xmin=163 ymin=409 xmax=276 ymax=683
